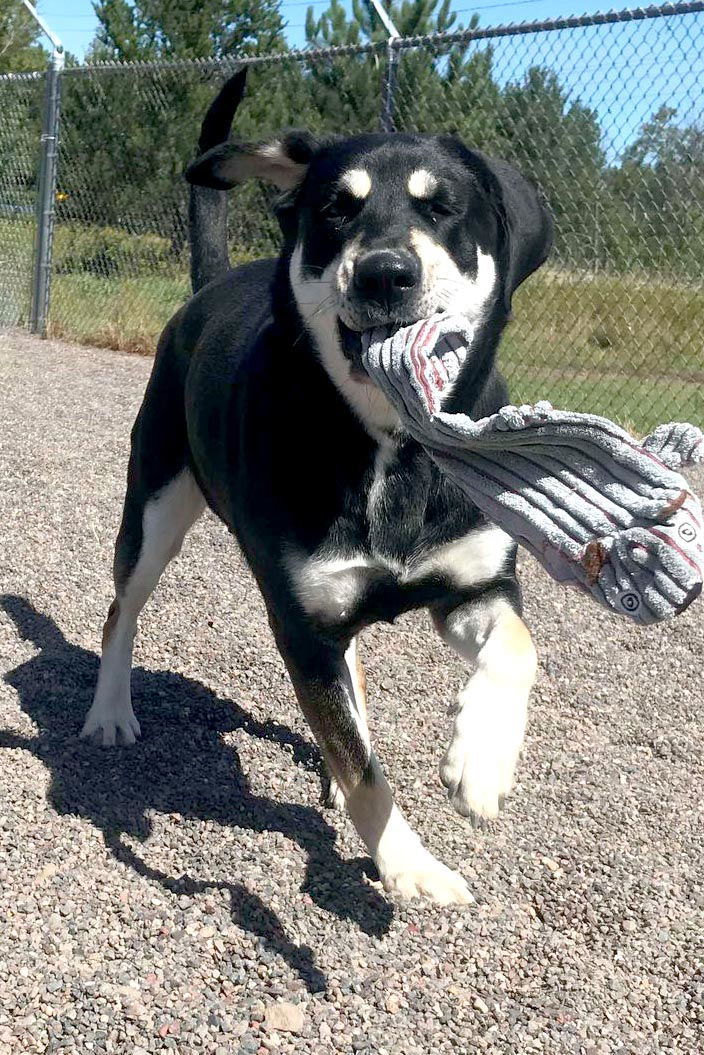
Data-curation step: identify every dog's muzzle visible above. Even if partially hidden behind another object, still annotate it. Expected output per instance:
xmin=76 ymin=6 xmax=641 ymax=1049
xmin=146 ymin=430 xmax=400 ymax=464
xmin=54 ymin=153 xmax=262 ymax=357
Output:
xmin=352 ymin=248 xmax=421 ymax=316
xmin=339 ymin=248 xmax=425 ymax=383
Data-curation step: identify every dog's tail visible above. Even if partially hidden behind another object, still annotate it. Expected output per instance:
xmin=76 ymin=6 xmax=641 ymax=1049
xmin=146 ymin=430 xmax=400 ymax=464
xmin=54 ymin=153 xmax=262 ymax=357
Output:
xmin=187 ymin=69 xmax=247 ymax=294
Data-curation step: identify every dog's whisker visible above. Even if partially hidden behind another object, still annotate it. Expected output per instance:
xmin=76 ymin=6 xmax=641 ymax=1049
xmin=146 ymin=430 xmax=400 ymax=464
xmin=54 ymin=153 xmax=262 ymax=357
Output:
xmin=290 ymin=294 xmax=339 ymax=349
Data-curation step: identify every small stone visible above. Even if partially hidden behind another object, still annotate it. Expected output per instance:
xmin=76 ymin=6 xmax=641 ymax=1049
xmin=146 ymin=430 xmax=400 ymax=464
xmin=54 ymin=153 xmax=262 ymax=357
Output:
xmin=622 ymin=919 xmax=637 ymax=933
xmin=122 ymin=1001 xmax=144 ymax=1021
xmin=385 ymin=994 xmax=401 ymax=1014
xmin=37 ymin=863 xmax=58 ymax=882
xmin=263 ymin=1002 xmax=306 ymax=1035
xmin=473 ymin=997 xmax=489 ymax=1014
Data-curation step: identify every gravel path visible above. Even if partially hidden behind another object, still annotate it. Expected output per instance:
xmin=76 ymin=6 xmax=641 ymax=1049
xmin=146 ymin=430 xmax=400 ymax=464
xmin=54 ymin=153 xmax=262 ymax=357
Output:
xmin=1 ymin=330 xmax=702 ymax=1055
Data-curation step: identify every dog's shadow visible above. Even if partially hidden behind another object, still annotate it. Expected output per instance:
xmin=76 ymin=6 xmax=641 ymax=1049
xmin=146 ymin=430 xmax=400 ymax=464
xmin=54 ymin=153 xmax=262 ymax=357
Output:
xmin=0 ymin=594 xmax=393 ymax=993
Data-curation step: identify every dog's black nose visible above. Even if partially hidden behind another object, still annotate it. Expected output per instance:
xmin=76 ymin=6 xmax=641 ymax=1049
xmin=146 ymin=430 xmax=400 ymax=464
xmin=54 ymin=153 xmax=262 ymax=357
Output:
xmin=353 ymin=249 xmax=421 ymax=308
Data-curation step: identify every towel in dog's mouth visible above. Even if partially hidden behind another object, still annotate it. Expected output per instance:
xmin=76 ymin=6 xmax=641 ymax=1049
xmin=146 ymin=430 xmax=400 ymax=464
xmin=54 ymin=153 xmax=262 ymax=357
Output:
xmin=340 ymin=315 xmax=468 ymax=405
xmin=361 ymin=315 xmax=469 ymax=413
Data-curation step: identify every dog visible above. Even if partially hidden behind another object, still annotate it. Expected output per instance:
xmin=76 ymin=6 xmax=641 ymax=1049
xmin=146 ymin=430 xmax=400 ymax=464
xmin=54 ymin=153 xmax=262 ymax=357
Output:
xmin=81 ymin=69 xmax=552 ymax=904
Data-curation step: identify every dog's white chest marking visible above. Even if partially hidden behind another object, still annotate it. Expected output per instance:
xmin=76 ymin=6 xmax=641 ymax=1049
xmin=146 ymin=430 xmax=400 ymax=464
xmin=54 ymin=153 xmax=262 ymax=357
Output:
xmin=292 ymin=457 xmax=514 ymax=625
xmin=367 ymin=434 xmax=398 ymax=524
xmin=292 ymin=553 xmax=377 ymax=625
xmin=412 ymin=526 xmax=514 ymax=587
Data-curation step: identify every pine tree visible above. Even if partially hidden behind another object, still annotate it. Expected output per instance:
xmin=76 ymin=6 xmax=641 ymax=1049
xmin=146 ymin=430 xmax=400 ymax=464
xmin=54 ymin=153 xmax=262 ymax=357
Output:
xmin=0 ymin=0 xmax=47 ymax=73
xmin=90 ymin=0 xmax=285 ymax=61
xmin=60 ymin=0 xmax=297 ymax=253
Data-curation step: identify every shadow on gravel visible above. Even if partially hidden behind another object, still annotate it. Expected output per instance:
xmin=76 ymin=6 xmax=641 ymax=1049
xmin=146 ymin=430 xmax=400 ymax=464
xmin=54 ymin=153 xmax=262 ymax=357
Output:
xmin=0 ymin=595 xmax=394 ymax=992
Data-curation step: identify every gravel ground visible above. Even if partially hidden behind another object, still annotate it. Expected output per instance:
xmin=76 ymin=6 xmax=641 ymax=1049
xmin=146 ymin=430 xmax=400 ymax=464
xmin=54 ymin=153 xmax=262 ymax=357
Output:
xmin=0 ymin=330 xmax=703 ymax=1055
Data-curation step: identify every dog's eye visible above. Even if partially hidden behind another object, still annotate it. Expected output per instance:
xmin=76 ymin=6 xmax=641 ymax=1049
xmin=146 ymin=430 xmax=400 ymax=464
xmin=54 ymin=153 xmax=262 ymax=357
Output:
xmin=417 ymin=198 xmax=454 ymax=224
xmin=323 ymin=191 xmax=362 ymax=226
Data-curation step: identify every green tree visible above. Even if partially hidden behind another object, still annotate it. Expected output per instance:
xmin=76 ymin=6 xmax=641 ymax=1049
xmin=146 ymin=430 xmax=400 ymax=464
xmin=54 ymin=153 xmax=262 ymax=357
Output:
xmin=90 ymin=0 xmax=285 ymax=61
xmin=304 ymin=0 xmax=468 ymax=133
xmin=499 ymin=67 xmax=605 ymax=266
xmin=606 ymin=107 xmax=704 ymax=273
xmin=0 ymin=0 xmax=47 ymax=74
xmin=59 ymin=0 xmax=304 ymax=256
xmin=0 ymin=2 xmax=49 ymax=225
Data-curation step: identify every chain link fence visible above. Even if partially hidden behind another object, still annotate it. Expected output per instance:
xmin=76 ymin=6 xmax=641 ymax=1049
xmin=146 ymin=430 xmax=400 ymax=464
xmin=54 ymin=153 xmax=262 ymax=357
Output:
xmin=0 ymin=70 xmax=43 ymax=328
xmin=0 ymin=3 xmax=702 ymax=431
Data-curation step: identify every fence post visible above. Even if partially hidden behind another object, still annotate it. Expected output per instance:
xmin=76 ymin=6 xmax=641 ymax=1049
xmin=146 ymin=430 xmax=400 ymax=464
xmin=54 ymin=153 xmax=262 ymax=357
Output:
xmin=363 ymin=0 xmax=400 ymax=133
xmin=30 ymin=50 xmax=63 ymax=337
xmin=381 ymin=38 xmax=399 ymax=133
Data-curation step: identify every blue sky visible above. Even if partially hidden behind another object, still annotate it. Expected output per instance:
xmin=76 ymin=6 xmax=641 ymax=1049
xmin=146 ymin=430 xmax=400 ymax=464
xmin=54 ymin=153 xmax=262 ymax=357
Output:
xmin=37 ymin=2 xmax=704 ymax=161
xmin=40 ymin=0 xmax=96 ymax=58
xmin=40 ymin=0 xmax=618 ymax=58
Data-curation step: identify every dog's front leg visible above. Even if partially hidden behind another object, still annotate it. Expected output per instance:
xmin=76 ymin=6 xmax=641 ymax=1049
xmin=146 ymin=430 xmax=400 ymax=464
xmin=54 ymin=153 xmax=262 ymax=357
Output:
xmin=432 ymin=589 xmax=537 ymax=826
xmin=271 ymin=617 xmax=473 ymax=905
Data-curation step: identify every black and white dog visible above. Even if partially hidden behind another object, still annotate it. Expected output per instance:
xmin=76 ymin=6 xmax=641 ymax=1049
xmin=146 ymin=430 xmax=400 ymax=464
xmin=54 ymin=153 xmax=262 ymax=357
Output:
xmin=82 ymin=70 xmax=552 ymax=904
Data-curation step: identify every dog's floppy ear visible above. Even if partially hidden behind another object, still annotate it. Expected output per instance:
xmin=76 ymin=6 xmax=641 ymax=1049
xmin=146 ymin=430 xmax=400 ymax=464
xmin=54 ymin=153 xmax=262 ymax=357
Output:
xmin=184 ymin=130 xmax=319 ymax=191
xmin=478 ymin=153 xmax=553 ymax=312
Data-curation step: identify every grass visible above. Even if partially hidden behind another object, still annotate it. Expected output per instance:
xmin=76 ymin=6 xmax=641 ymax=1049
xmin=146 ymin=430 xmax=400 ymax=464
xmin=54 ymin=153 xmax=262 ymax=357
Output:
xmin=0 ymin=217 xmax=34 ymax=327
xmin=510 ymin=269 xmax=704 ymax=376
xmin=49 ymin=272 xmax=189 ymax=355
xmin=501 ymin=269 xmax=704 ymax=433
xmin=500 ymin=368 xmax=703 ymax=437
xmin=31 ymin=261 xmax=704 ymax=436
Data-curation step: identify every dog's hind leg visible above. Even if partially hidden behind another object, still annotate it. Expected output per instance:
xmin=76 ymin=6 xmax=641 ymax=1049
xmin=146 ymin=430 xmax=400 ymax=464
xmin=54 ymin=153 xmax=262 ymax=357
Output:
xmin=82 ymin=467 xmax=205 ymax=746
xmin=272 ymin=618 xmax=473 ymax=905
xmin=432 ymin=588 xmax=537 ymax=825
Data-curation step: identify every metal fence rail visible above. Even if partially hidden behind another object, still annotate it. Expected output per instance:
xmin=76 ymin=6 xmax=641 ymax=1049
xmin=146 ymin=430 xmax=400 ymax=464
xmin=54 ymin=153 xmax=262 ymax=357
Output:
xmin=0 ymin=3 xmax=702 ymax=431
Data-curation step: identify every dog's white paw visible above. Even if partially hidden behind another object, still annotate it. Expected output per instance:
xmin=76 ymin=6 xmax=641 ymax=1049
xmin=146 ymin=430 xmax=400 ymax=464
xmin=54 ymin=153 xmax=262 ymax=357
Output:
xmin=322 ymin=775 xmax=346 ymax=811
xmin=440 ymin=682 xmax=527 ymax=824
xmin=440 ymin=736 xmax=518 ymax=823
xmin=81 ymin=698 xmax=141 ymax=747
xmin=381 ymin=851 xmax=474 ymax=905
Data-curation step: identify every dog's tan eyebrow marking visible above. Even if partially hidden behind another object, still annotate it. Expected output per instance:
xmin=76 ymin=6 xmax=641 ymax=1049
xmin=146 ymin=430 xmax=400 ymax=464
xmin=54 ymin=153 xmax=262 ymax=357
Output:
xmin=339 ymin=168 xmax=372 ymax=199
xmin=407 ymin=169 xmax=438 ymax=199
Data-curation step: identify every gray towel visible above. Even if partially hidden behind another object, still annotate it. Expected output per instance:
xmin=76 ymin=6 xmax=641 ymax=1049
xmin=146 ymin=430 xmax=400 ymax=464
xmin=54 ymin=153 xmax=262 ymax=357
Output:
xmin=362 ymin=313 xmax=704 ymax=625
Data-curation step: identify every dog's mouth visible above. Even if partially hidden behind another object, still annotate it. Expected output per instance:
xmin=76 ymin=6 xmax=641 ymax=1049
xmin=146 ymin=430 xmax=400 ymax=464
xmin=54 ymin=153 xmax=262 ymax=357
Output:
xmin=339 ymin=314 xmax=468 ymax=407
xmin=343 ymin=314 xmax=469 ymax=410
xmin=338 ymin=319 xmax=374 ymax=384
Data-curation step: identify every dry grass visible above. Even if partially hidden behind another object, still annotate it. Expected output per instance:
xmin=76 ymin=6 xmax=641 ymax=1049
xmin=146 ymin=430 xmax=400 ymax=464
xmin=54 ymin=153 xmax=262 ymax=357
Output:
xmin=503 ymin=270 xmax=704 ymax=431
xmin=49 ymin=273 xmax=190 ymax=355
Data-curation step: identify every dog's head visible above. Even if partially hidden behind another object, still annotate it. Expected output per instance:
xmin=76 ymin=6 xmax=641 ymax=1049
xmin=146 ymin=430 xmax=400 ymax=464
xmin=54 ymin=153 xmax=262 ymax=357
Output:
xmin=186 ymin=122 xmax=552 ymax=426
